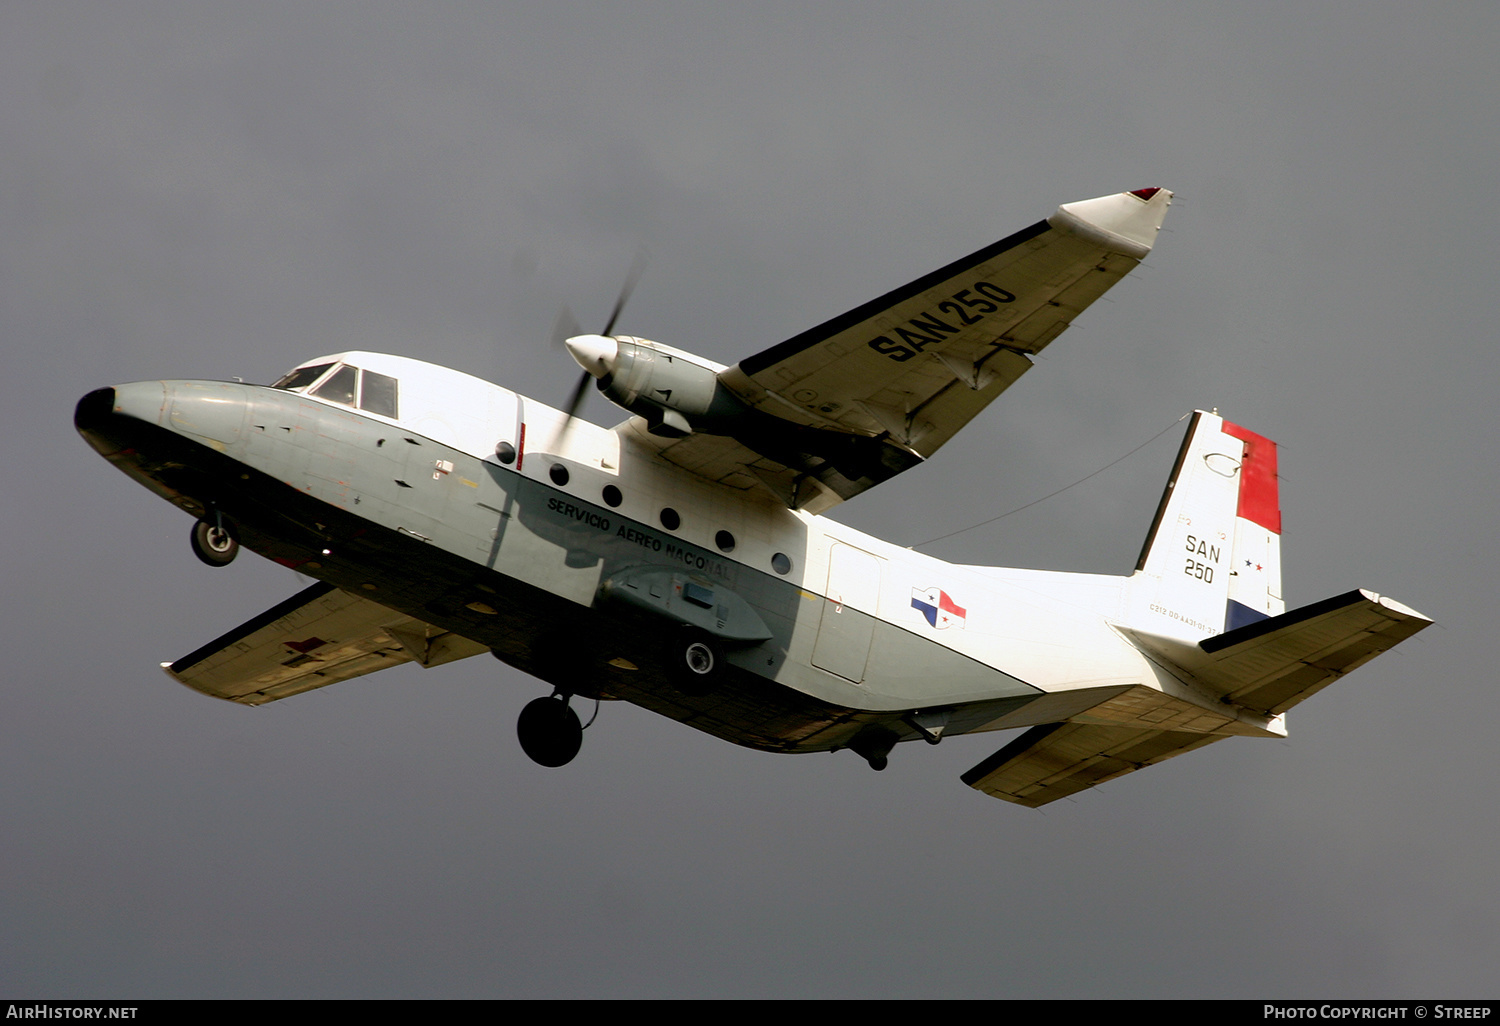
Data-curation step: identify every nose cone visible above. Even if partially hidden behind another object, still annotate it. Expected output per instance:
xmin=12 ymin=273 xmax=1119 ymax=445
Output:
xmin=75 ymin=380 xmax=168 ymax=455
xmin=74 ymin=386 xmax=118 ymax=434
xmin=77 ymin=379 xmax=253 ymax=458
xmin=565 ymin=334 xmax=619 ymax=379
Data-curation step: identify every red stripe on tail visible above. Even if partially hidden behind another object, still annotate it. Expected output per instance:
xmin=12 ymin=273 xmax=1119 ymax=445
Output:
xmin=1223 ymin=420 xmax=1281 ymax=534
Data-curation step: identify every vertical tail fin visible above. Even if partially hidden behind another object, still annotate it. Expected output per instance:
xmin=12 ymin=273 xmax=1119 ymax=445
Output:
xmin=1128 ymin=411 xmax=1283 ymax=641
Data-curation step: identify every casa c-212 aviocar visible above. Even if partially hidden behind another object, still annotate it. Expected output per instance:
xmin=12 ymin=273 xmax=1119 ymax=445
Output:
xmin=75 ymin=187 xmax=1432 ymax=808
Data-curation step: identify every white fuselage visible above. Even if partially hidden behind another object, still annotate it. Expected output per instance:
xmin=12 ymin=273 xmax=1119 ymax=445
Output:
xmin=295 ymin=351 xmax=1277 ymax=741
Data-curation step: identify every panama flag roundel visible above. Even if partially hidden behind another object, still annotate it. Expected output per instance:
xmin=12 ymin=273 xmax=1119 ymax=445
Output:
xmin=911 ymin=587 xmax=966 ymax=629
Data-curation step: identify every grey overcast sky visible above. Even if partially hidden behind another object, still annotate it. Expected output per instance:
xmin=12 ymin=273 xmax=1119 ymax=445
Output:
xmin=4 ymin=1 xmax=1495 ymax=999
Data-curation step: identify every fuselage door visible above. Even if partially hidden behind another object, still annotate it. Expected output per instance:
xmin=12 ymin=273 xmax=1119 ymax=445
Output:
xmin=812 ymin=543 xmax=882 ymax=683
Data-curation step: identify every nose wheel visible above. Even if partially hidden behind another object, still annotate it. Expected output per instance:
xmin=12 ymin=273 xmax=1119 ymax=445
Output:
xmin=190 ymin=517 xmax=240 ymax=567
xmin=517 ymin=694 xmax=584 ymax=767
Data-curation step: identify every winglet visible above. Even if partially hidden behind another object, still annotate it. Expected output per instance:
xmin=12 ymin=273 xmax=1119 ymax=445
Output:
xmin=1050 ymin=187 xmax=1173 ymax=259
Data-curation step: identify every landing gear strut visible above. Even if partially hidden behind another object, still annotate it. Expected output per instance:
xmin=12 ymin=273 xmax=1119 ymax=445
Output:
xmin=517 ymin=694 xmax=583 ymax=767
xmin=190 ymin=516 xmax=239 ymax=567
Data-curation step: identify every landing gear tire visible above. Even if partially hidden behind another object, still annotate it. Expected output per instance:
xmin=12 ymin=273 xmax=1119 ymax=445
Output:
xmin=848 ymin=725 xmax=898 ymax=772
xmin=517 ymin=695 xmax=583 ymax=768
xmin=670 ymin=630 xmax=723 ymax=697
xmin=190 ymin=518 xmax=239 ymax=567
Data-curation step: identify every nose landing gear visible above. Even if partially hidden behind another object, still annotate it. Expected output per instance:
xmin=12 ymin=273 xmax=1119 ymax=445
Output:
xmin=517 ymin=693 xmax=584 ymax=767
xmin=190 ymin=516 xmax=239 ymax=567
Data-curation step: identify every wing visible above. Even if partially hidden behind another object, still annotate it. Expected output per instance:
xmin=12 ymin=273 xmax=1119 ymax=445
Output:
xmin=630 ymin=188 xmax=1173 ymax=512
xmin=164 ymin=582 xmax=489 ymax=706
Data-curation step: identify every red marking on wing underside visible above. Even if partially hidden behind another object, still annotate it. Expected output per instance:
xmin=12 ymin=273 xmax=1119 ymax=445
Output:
xmin=284 ymin=637 xmax=328 ymax=654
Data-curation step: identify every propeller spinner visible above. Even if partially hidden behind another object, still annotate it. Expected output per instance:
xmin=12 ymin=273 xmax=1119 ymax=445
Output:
xmin=551 ymin=251 xmax=645 ymax=433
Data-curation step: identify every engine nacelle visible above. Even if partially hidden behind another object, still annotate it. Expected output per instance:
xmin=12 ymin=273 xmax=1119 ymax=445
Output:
xmin=565 ymin=334 xmax=749 ymax=437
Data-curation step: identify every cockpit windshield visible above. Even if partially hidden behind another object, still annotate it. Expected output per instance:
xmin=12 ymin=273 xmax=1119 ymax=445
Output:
xmin=271 ymin=362 xmax=399 ymax=419
xmin=270 ymin=363 xmax=334 ymax=391
xmin=313 ymin=364 xmax=358 ymax=406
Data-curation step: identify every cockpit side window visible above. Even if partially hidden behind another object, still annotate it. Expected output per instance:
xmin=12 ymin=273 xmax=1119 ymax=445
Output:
xmin=312 ymin=364 xmax=359 ymax=406
xmin=271 ymin=363 xmax=334 ymax=391
xmin=360 ymin=370 xmax=399 ymax=419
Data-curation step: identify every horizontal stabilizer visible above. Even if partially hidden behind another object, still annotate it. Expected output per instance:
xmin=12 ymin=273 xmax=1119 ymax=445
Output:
xmin=1123 ymin=589 xmax=1433 ymax=716
xmin=961 ymin=722 xmax=1224 ymax=808
xmin=164 ymin=583 xmax=489 ymax=706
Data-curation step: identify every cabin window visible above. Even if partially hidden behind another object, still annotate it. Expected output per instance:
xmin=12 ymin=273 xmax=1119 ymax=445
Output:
xmin=361 ymin=370 xmax=399 ymax=419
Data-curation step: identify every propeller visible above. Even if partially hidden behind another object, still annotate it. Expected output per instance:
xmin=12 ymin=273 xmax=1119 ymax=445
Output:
xmin=552 ymin=249 xmax=647 ymax=439
xmin=550 ymin=305 xmax=591 ymax=423
xmin=599 ymin=247 xmax=647 ymax=338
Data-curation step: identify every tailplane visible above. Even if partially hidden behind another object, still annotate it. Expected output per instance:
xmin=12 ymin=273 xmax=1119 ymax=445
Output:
xmin=963 ymin=426 xmax=1436 ymax=809
xmin=1127 ymin=410 xmax=1283 ymax=642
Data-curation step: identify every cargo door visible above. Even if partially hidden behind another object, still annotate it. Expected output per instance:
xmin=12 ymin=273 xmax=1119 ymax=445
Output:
xmin=812 ymin=543 xmax=882 ymax=683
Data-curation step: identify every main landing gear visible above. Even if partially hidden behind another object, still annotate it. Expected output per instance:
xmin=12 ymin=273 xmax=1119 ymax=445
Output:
xmin=513 ymin=631 xmax=724 ymax=768
xmin=189 ymin=516 xmax=239 ymax=567
xmin=517 ymin=693 xmax=584 ymax=767
xmin=847 ymin=725 xmax=899 ymax=772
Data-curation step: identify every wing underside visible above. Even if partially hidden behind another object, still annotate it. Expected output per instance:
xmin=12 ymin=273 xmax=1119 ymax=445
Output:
xmin=164 ymin=582 xmax=488 ymax=706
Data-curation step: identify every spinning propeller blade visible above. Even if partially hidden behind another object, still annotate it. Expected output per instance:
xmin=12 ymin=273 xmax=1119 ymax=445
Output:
xmin=554 ymin=249 xmax=648 ymax=443
xmin=600 ymin=248 xmax=647 ymax=338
